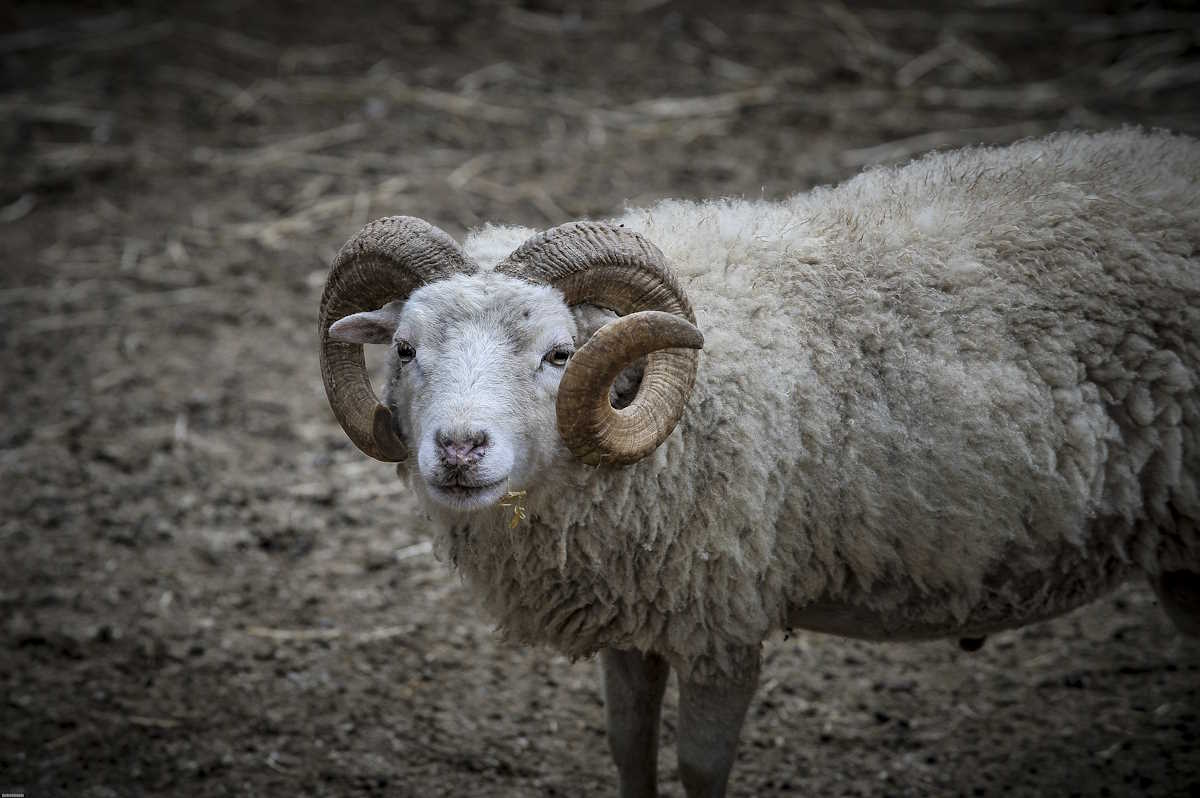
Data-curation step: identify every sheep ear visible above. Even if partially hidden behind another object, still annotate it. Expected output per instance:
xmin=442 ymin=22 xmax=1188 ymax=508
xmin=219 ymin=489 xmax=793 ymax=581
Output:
xmin=570 ymin=303 xmax=620 ymax=345
xmin=328 ymin=306 xmax=400 ymax=344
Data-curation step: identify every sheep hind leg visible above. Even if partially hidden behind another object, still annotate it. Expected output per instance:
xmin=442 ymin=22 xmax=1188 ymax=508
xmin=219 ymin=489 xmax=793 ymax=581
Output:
xmin=1152 ymin=570 xmax=1200 ymax=637
xmin=676 ymin=646 xmax=761 ymax=798
xmin=602 ymin=648 xmax=671 ymax=798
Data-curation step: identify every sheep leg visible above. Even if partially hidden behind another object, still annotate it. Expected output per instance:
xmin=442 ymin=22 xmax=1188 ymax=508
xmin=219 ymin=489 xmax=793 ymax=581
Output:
xmin=1152 ymin=570 xmax=1200 ymax=637
xmin=676 ymin=647 xmax=761 ymax=798
xmin=602 ymin=648 xmax=671 ymax=798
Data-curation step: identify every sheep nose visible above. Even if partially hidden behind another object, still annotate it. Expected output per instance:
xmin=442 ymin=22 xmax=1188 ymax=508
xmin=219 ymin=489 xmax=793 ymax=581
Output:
xmin=436 ymin=428 xmax=490 ymax=466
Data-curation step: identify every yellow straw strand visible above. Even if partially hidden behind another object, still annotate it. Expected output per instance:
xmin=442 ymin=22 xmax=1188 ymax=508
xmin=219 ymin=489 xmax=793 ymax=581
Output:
xmin=500 ymin=490 xmax=528 ymax=529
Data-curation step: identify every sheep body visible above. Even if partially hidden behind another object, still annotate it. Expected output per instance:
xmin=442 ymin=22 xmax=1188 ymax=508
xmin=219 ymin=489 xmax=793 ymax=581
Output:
xmin=418 ymin=129 xmax=1198 ymax=681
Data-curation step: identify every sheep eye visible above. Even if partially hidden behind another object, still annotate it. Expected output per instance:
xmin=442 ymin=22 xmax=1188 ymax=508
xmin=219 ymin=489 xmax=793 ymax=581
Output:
xmin=395 ymin=340 xmax=415 ymax=364
xmin=543 ymin=346 xmax=572 ymax=367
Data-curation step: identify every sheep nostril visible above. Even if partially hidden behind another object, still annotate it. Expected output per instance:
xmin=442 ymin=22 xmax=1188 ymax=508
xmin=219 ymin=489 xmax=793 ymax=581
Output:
xmin=436 ymin=429 xmax=490 ymax=466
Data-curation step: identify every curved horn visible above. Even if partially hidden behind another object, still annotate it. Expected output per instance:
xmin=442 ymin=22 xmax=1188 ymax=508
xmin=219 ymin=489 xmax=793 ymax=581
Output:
xmin=495 ymin=221 xmax=702 ymax=465
xmin=319 ymin=216 xmax=477 ymax=461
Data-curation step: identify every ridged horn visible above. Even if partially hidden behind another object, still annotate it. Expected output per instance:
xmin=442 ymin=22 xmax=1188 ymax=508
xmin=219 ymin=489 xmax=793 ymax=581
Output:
xmin=496 ymin=221 xmax=702 ymax=465
xmin=319 ymin=216 xmax=477 ymax=461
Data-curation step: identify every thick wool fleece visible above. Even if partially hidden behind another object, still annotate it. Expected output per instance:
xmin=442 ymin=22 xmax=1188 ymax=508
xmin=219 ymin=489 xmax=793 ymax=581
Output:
xmin=433 ymin=129 xmax=1198 ymax=680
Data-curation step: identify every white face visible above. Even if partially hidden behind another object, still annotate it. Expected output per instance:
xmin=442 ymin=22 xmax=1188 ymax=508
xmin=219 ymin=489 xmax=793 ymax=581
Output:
xmin=329 ymin=273 xmax=581 ymax=513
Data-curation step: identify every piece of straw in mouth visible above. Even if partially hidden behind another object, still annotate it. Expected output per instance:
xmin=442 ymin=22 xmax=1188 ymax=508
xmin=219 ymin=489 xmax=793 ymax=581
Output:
xmin=500 ymin=490 xmax=528 ymax=529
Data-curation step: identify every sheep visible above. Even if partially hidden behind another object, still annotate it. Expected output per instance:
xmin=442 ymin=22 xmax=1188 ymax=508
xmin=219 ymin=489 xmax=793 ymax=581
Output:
xmin=317 ymin=128 xmax=1199 ymax=798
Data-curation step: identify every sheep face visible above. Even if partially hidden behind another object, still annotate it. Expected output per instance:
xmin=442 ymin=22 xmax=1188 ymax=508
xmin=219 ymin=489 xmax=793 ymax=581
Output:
xmin=332 ymin=272 xmax=579 ymax=512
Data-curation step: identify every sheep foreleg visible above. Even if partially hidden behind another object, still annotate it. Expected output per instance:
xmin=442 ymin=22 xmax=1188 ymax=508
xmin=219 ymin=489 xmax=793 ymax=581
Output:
xmin=602 ymin=648 xmax=671 ymax=798
xmin=676 ymin=647 xmax=761 ymax=798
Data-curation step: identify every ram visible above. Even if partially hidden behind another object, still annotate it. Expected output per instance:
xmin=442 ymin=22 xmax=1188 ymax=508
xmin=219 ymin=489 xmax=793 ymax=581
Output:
xmin=318 ymin=129 xmax=1199 ymax=797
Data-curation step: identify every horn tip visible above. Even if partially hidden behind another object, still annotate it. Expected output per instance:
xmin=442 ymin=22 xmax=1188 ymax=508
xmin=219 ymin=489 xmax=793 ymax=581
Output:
xmin=371 ymin=404 xmax=409 ymax=462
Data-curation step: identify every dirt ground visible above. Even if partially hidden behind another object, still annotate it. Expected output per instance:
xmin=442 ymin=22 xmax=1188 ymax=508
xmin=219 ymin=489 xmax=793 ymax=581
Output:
xmin=2 ymin=1 xmax=1199 ymax=796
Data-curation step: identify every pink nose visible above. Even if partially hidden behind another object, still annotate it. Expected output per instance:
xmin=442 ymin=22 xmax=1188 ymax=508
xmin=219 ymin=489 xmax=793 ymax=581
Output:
xmin=436 ymin=429 xmax=489 ymax=466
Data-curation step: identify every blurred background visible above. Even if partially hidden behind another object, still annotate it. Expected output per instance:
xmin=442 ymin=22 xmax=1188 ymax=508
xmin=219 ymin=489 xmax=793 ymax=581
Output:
xmin=1 ymin=1 xmax=1198 ymax=796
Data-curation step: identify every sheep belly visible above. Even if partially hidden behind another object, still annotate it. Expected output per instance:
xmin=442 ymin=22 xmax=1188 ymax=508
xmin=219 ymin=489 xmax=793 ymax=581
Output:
xmin=784 ymin=550 xmax=1133 ymax=642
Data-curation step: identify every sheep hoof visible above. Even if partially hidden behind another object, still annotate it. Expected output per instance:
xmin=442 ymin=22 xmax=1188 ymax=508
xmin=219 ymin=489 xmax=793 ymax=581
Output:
xmin=958 ymin=636 xmax=987 ymax=652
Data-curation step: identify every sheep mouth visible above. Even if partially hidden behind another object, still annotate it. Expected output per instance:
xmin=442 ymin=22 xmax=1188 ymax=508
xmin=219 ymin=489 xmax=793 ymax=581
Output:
xmin=434 ymin=478 xmax=504 ymax=494
xmin=426 ymin=477 xmax=508 ymax=510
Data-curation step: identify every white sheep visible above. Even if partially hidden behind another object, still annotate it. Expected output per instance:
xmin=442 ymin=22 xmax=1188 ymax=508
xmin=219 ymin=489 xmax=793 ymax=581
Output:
xmin=318 ymin=128 xmax=1199 ymax=798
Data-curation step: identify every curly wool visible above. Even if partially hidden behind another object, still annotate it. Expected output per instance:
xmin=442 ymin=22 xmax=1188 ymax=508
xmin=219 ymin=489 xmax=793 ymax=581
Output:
xmin=429 ymin=129 xmax=1199 ymax=681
